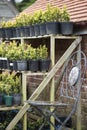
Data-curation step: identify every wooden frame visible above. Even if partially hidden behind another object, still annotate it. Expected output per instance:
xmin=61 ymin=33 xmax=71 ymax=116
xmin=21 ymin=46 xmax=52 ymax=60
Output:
xmin=6 ymin=36 xmax=82 ymax=130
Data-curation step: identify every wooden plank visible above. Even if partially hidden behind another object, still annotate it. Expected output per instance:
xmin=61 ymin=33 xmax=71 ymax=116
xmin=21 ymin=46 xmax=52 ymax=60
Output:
xmin=0 ymin=106 xmax=22 ymax=111
xmin=6 ymin=37 xmax=82 ymax=130
xmin=10 ymin=35 xmax=77 ymax=40
xmin=50 ymin=35 xmax=55 ymax=130
xmin=76 ymin=44 xmax=81 ymax=130
xmin=22 ymin=72 xmax=27 ymax=130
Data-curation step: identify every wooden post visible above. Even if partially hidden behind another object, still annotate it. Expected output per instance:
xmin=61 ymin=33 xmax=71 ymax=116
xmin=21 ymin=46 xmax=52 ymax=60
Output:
xmin=22 ymin=72 xmax=27 ymax=130
xmin=6 ymin=37 xmax=82 ymax=130
xmin=21 ymin=37 xmax=24 ymax=44
xmin=76 ymin=44 xmax=81 ymax=130
xmin=50 ymin=35 xmax=55 ymax=130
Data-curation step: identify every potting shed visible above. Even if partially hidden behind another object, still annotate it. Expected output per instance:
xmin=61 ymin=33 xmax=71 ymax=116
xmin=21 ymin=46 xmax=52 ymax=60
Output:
xmin=0 ymin=0 xmax=87 ymax=130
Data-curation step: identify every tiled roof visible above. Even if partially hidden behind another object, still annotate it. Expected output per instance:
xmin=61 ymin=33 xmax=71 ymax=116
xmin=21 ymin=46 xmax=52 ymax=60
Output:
xmin=22 ymin=0 xmax=87 ymax=23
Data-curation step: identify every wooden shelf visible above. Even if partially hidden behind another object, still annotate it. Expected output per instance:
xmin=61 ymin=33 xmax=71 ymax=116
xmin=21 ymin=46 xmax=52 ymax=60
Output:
xmin=6 ymin=35 xmax=79 ymax=130
xmin=10 ymin=34 xmax=77 ymax=40
xmin=0 ymin=105 xmax=22 ymax=111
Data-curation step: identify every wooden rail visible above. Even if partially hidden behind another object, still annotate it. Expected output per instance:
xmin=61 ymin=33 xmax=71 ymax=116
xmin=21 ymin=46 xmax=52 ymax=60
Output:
xmin=6 ymin=36 xmax=82 ymax=130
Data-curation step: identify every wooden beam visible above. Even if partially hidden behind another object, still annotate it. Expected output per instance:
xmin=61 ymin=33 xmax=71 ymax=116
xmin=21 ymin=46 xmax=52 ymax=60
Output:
xmin=76 ymin=44 xmax=81 ymax=130
xmin=6 ymin=36 xmax=82 ymax=130
xmin=50 ymin=35 xmax=55 ymax=130
xmin=22 ymin=72 xmax=27 ymax=130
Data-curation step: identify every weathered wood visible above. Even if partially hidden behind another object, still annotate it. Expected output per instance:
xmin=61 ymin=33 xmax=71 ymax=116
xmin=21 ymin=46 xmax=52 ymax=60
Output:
xmin=22 ymin=72 xmax=27 ymax=130
xmin=6 ymin=37 xmax=82 ymax=130
xmin=76 ymin=44 xmax=81 ymax=130
xmin=0 ymin=106 xmax=22 ymax=111
xmin=10 ymin=35 xmax=77 ymax=40
xmin=50 ymin=35 xmax=55 ymax=130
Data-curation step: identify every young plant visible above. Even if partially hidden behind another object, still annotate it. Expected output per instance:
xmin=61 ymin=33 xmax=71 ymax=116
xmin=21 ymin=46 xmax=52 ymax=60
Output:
xmin=12 ymin=75 xmax=21 ymax=94
xmin=60 ymin=6 xmax=70 ymax=22
xmin=39 ymin=45 xmax=48 ymax=59
xmin=43 ymin=4 xmax=61 ymax=22
xmin=29 ymin=47 xmax=37 ymax=60
xmin=0 ymin=71 xmax=19 ymax=95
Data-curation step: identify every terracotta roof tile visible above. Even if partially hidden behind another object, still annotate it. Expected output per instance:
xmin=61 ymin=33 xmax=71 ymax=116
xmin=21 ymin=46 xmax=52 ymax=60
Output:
xmin=22 ymin=0 xmax=87 ymax=22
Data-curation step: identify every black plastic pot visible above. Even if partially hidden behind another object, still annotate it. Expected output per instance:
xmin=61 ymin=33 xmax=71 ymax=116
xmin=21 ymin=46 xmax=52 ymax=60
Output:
xmin=1 ymin=28 xmax=6 ymax=39
xmin=34 ymin=24 xmax=40 ymax=37
xmin=8 ymin=60 xmax=17 ymax=71
xmin=13 ymin=93 xmax=21 ymax=105
xmin=0 ymin=28 xmax=3 ymax=38
xmin=39 ymin=59 xmax=51 ymax=72
xmin=16 ymin=60 xmax=27 ymax=71
xmin=39 ymin=23 xmax=46 ymax=36
xmin=46 ymin=22 xmax=60 ymax=35
xmin=0 ymin=94 xmax=4 ymax=105
xmin=16 ymin=27 xmax=20 ymax=37
xmin=19 ymin=26 xmax=25 ymax=37
xmin=60 ymin=22 xmax=73 ymax=35
xmin=12 ymin=27 xmax=16 ymax=38
xmin=28 ymin=59 xmax=39 ymax=72
xmin=5 ymin=27 xmax=13 ymax=38
xmin=24 ymin=26 xmax=30 ymax=37
xmin=0 ymin=58 xmax=3 ymax=69
xmin=30 ymin=25 xmax=35 ymax=37
xmin=0 ymin=57 xmax=9 ymax=69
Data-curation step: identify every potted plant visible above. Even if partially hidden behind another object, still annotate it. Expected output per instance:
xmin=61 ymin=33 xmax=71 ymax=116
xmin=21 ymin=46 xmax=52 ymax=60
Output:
xmin=28 ymin=46 xmax=39 ymax=72
xmin=28 ymin=14 xmax=35 ymax=37
xmin=4 ymin=84 xmax=13 ymax=106
xmin=12 ymin=75 xmax=21 ymax=105
xmin=0 ymin=71 xmax=21 ymax=106
xmin=6 ymin=41 xmax=28 ymax=71
xmin=15 ymin=44 xmax=28 ymax=71
xmin=38 ymin=45 xmax=51 ymax=72
xmin=15 ymin=13 xmax=31 ymax=37
xmin=33 ymin=10 xmax=43 ymax=36
xmin=60 ymin=6 xmax=73 ymax=35
xmin=0 ymin=71 xmax=14 ymax=106
xmin=5 ymin=41 xmax=19 ymax=70
xmin=44 ymin=5 xmax=61 ymax=35
xmin=1 ymin=20 xmax=14 ymax=38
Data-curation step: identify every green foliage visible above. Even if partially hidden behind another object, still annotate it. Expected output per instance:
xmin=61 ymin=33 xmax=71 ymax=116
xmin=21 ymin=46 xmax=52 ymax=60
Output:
xmin=0 ymin=42 xmax=8 ymax=57
xmin=0 ymin=82 xmax=4 ymax=93
xmin=5 ymin=41 xmax=30 ymax=60
xmin=1 ymin=20 xmax=16 ymax=28
xmin=60 ymin=6 xmax=70 ymax=22
xmin=0 ymin=121 xmax=7 ymax=129
xmin=0 ymin=41 xmax=48 ymax=61
xmin=38 ymin=45 xmax=48 ymax=59
xmin=15 ymin=13 xmax=32 ymax=26
xmin=29 ymin=47 xmax=37 ymax=59
xmin=27 ymin=118 xmax=43 ymax=130
xmin=0 ymin=71 xmax=20 ymax=95
xmin=33 ymin=10 xmax=44 ymax=24
xmin=1 ymin=4 xmax=70 ymax=28
xmin=44 ymin=4 xmax=61 ymax=22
